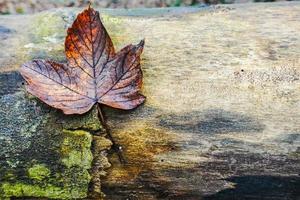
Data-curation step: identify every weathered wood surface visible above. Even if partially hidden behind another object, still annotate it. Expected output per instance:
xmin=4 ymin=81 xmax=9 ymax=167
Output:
xmin=0 ymin=2 xmax=300 ymax=199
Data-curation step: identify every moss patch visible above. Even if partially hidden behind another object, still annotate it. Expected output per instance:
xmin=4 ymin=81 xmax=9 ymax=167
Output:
xmin=0 ymin=93 xmax=98 ymax=199
xmin=28 ymin=164 xmax=51 ymax=181
xmin=1 ymin=182 xmax=87 ymax=199
xmin=60 ymin=107 xmax=102 ymax=131
xmin=61 ymin=129 xmax=93 ymax=169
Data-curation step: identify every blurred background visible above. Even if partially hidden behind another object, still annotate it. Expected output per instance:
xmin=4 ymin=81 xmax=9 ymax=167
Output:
xmin=0 ymin=0 xmax=298 ymax=14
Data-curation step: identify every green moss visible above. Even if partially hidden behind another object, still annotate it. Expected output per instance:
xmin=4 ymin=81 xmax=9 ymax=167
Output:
xmin=0 ymin=182 xmax=87 ymax=199
xmin=0 ymin=93 xmax=94 ymax=199
xmin=61 ymin=129 xmax=93 ymax=169
xmin=28 ymin=164 xmax=50 ymax=181
xmin=83 ymin=121 xmax=102 ymax=131
xmin=61 ymin=107 xmax=102 ymax=131
xmin=1 ymin=163 xmax=91 ymax=198
xmin=62 ymin=149 xmax=92 ymax=169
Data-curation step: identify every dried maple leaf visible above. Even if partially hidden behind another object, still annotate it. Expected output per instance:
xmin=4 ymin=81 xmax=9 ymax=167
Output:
xmin=20 ymin=7 xmax=145 ymax=114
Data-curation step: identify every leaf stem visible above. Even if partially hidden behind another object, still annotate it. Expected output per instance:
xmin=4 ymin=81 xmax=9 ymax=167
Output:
xmin=88 ymin=104 xmax=127 ymax=198
xmin=96 ymin=103 xmax=127 ymax=164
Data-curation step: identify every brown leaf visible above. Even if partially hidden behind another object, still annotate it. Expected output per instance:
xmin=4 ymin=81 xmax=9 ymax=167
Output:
xmin=20 ymin=7 xmax=145 ymax=114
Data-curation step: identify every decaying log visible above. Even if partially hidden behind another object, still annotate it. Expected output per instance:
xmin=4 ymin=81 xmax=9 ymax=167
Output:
xmin=0 ymin=2 xmax=299 ymax=199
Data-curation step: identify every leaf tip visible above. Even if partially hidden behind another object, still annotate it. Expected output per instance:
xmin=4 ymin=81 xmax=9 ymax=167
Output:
xmin=84 ymin=1 xmax=95 ymax=14
xmin=141 ymin=94 xmax=146 ymax=102
xmin=139 ymin=39 xmax=145 ymax=47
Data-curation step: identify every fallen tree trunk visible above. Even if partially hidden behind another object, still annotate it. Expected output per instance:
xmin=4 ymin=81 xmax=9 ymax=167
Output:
xmin=0 ymin=2 xmax=299 ymax=199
